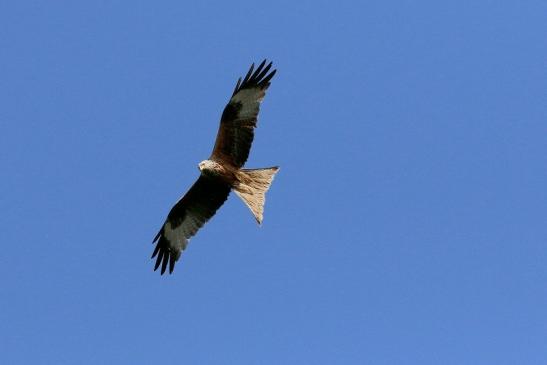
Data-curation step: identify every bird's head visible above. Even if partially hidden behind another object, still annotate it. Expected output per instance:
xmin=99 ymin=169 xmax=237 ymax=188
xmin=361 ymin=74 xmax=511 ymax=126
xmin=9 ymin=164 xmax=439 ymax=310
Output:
xmin=198 ymin=160 xmax=208 ymax=172
xmin=198 ymin=159 xmax=223 ymax=176
xmin=198 ymin=160 xmax=218 ymax=173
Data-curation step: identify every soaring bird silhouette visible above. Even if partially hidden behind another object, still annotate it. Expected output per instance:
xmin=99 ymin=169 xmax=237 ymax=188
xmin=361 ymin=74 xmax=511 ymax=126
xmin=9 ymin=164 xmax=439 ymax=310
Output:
xmin=152 ymin=60 xmax=278 ymax=275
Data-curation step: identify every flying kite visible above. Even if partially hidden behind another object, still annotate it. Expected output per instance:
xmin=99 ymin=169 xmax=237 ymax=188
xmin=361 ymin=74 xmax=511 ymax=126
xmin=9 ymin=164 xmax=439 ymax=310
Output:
xmin=151 ymin=60 xmax=279 ymax=275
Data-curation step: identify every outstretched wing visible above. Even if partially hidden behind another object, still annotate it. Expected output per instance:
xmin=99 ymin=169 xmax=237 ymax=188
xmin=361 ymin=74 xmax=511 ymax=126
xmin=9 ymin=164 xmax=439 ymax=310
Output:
xmin=210 ymin=60 xmax=277 ymax=168
xmin=152 ymin=175 xmax=231 ymax=275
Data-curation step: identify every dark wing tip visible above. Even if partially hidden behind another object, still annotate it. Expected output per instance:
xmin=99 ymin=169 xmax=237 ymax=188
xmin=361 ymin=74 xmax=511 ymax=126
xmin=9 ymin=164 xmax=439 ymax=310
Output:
xmin=232 ymin=77 xmax=242 ymax=96
xmin=151 ymin=235 xmax=177 ymax=276
xmin=153 ymin=229 xmax=162 ymax=243
xmin=232 ymin=60 xmax=277 ymax=96
xmin=160 ymin=251 xmax=169 ymax=275
xmin=153 ymin=247 xmax=164 ymax=271
xmin=258 ymin=68 xmax=276 ymax=88
xmin=241 ymin=63 xmax=255 ymax=85
xmin=169 ymin=253 xmax=176 ymax=274
xmin=151 ymin=242 xmax=160 ymax=259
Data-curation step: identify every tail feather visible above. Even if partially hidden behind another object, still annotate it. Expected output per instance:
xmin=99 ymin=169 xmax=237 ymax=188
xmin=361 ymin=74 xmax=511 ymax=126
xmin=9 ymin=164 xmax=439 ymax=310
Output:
xmin=234 ymin=166 xmax=279 ymax=225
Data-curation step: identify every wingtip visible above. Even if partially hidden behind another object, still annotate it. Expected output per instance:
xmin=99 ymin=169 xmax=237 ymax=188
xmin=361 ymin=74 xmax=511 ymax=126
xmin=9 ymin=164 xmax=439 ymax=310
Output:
xmin=151 ymin=243 xmax=160 ymax=259
xmin=160 ymin=253 xmax=169 ymax=275
xmin=234 ymin=60 xmax=277 ymax=93
xmin=153 ymin=250 xmax=163 ymax=271
xmin=242 ymin=63 xmax=255 ymax=84
xmin=232 ymin=77 xmax=242 ymax=96
xmin=256 ymin=59 xmax=267 ymax=72
xmin=261 ymin=68 xmax=276 ymax=86
xmin=153 ymin=229 xmax=162 ymax=243
xmin=169 ymin=253 xmax=176 ymax=274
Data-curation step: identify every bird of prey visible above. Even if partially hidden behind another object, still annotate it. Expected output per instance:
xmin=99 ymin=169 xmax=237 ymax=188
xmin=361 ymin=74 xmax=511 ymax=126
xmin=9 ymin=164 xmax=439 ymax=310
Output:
xmin=151 ymin=60 xmax=279 ymax=275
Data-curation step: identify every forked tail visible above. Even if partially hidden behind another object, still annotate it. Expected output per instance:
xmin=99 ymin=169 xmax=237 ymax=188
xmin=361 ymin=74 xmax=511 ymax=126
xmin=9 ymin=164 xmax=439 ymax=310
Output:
xmin=234 ymin=166 xmax=279 ymax=225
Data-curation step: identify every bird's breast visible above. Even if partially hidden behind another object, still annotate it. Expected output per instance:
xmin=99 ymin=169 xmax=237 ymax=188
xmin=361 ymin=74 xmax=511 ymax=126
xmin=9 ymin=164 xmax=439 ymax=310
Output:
xmin=202 ymin=160 xmax=237 ymax=185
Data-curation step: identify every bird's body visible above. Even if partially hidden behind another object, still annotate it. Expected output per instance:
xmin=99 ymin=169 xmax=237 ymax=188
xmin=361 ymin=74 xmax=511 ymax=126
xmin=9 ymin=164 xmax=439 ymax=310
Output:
xmin=198 ymin=159 xmax=236 ymax=181
xmin=151 ymin=60 xmax=278 ymax=275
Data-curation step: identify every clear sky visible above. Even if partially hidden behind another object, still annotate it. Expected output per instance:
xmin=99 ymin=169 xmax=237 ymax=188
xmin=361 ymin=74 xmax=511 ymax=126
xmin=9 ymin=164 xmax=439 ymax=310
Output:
xmin=1 ymin=1 xmax=546 ymax=364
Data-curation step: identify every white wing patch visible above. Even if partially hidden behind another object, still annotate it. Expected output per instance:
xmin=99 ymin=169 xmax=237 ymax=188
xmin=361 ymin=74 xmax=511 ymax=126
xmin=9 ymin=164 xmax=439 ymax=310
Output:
xmin=232 ymin=88 xmax=264 ymax=120
xmin=181 ymin=214 xmax=201 ymax=237
xmin=164 ymin=221 xmax=189 ymax=252
xmin=163 ymin=211 xmax=206 ymax=254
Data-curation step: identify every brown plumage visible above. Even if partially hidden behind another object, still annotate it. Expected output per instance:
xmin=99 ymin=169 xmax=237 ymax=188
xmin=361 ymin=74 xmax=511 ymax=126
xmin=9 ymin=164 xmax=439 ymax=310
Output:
xmin=152 ymin=60 xmax=279 ymax=275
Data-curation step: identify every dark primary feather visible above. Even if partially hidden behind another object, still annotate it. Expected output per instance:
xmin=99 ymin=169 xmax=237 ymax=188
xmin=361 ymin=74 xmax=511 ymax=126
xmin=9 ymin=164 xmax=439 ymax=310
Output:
xmin=211 ymin=60 xmax=277 ymax=168
xmin=231 ymin=59 xmax=276 ymax=96
xmin=152 ymin=175 xmax=231 ymax=275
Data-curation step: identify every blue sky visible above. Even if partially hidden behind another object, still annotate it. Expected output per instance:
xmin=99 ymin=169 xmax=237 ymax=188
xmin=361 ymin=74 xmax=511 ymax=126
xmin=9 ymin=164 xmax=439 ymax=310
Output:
xmin=1 ymin=1 xmax=546 ymax=364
